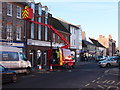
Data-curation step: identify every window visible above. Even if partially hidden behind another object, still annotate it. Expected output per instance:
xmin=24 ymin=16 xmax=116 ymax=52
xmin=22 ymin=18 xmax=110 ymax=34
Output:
xmin=16 ymin=26 xmax=21 ymax=40
xmin=7 ymin=3 xmax=12 ymax=16
xmin=0 ymin=65 xmax=5 ymax=72
xmin=17 ymin=6 xmax=21 ymax=18
xmin=38 ymin=18 xmax=41 ymax=40
xmin=20 ymin=53 xmax=27 ymax=60
xmin=7 ymin=24 xmax=12 ymax=40
xmin=58 ymin=36 xmax=60 ymax=43
xmin=44 ymin=12 xmax=48 ymax=41
xmin=53 ymin=33 xmax=55 ymax=43
xmin=0 ymin=51 xmax=19 ymax=61
xmin=45 ymin=26 xmax=48 ymax=41
xmin=31 ymin=23 xmax=34 ymax=39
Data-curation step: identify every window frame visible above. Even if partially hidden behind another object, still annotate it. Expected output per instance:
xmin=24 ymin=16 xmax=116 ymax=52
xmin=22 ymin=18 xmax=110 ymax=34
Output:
xmin=7 ymin=3 xmax=12 ymax=16
xmin=16 ymin=26 xmax=21 ymax=41
xmin=16 ymin=6 xmax=21 ymax=19
xmin=7 ymin=24 xmax=12 ymax=40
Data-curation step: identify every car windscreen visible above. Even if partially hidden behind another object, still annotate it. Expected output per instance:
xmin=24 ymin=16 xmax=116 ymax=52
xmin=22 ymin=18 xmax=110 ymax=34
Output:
xmin=20 ymin=53 xmax=27 ymax=60
xmin=62 ymin=49 xmax=71 ymax=57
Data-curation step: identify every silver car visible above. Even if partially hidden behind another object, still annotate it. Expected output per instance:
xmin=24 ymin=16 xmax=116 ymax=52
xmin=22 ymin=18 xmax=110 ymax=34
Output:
xmin=98 ymin=56 xmax=120 ymax=68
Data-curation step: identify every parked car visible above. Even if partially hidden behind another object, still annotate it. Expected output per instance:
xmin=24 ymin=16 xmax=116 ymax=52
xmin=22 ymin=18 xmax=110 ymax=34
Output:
xmin=96 ymin=56 xmax=106 ymax=62
xmin=98 ymin=56 xmax=120 ymax=68
xmin=0 ymin=46 xmax=31 ymax=74
xmin=0 ymin=65 xmax=17 ymax=84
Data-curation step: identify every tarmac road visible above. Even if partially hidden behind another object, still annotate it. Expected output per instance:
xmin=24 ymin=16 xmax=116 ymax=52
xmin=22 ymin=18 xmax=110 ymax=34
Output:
xmin=2 ymin=61 xmax=120 ymax=90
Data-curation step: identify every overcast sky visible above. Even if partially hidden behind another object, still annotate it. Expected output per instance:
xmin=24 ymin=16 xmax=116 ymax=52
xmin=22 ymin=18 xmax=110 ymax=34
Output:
xmin=35 ymin=0 xmax=118 ymax=46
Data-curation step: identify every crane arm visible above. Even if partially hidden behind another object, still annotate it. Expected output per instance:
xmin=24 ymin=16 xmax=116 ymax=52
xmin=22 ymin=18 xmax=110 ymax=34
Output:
xmin=24 ymin=19 xmax=70 ymax=48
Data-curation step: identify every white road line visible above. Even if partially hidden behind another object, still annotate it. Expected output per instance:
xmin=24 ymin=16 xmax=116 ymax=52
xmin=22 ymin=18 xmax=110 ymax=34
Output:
xmin=97 ymin=85 xmax=105 ymax=89
xmin=101 ymin=75 xmax=104 ymax=77
xmin=116 ymin=82 xmax=120 ymax=85
xmin=103 ymin=85 xmax=108 ymax=87
xmin=85 ymin=83 xmax=90 ymax=86
xmin=110 ymin=81 xmax=115 ymax=84
xmin=104 ymin=70 xmax=109 ymax=75
xmin=103 ymin=80 xmax=108 ymax=83
xmin=92 ymin=80 xmax=96 ymax=83
xmin=106 ymin=86 xmax=119 ymax=90
xmin=96 ymin=81 xmax=100 ymax=84
xmin=106 ymin=80 xmax=112 ymax=84
xmin=97 ymin=77 xmax=101 ymax=80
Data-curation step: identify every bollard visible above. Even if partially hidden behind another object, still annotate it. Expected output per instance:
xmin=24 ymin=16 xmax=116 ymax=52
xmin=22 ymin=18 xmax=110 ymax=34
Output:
xmin=50 ymin=65 xmax=53 ymax=71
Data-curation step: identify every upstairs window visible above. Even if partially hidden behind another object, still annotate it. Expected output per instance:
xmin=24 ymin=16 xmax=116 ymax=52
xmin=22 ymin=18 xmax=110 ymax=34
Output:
xmin=17 ymin=6 xmax=21 ymax=18
xmin=16 ymin=26 xmax=21 ymax=40
xmin=7 ymin=3 xmax=12 ymax=16
xmin=7 ymin=24 xmax=12 ymax=40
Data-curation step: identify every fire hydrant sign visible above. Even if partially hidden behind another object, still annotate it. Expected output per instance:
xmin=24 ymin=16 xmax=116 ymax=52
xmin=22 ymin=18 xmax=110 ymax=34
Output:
xmin=22 ymin=6 xmax=33 ymax=19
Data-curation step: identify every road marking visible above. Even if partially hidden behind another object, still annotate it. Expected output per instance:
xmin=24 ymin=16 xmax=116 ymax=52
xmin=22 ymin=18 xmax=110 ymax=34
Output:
xmin=96 ymin=81 xmax=100 ymax=84
xmin=97 ymin=77 xmax=101 ymax=80
xmin=92 ymin=80 xmax=96 ymax=83
xmin=103 ymin=80 xmax=108 ymax=83
xmin=106 ymin=80 xmax=112 ymax=84
xmin=116 ymin=82 xmax=120 ymax=85
xmin=104 ymin=70 xmax=109 ymax=75
xmin=101 ymin=75 xmax=104 ymax=77
xmin=106 ymin=86 xmax=119 ymax=90
xmin=110 ymin=81 xmax=115 ymax=84
xmin=103 ymin=85 xmax=108 ymax=87
xmin=97 ymin=85 xmax=105 ymax=89
xmin=85 ymin=83 xmax=90 ymax=86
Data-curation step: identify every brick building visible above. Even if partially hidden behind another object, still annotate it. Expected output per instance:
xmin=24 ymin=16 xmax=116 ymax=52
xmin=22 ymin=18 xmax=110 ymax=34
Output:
xmin=0 ymin=2 xmax=28 ymax=51
xmin=97 ymin=35 xmax=116 ymax=56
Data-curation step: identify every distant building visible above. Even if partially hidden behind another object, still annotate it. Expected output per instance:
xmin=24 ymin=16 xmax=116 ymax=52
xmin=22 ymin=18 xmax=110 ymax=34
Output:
xmin=89 ymin=38 xmax=106 ymax=56
xmin=97 ymin=35 xmax=116 ymax=56
xmin=56 ymin=18 xmax=82 ymax=60
xmin=97 ymin=35 xmax=109 ymax=48
xmin=82 ymin=31 xmax=86 ymax=40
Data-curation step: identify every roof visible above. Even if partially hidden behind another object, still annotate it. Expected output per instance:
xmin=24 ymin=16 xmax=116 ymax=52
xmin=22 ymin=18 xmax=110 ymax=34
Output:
xmin=89 ymin=38 xmax=106 ymax=48
xmin=51 ymin=17 xmax=70 ymax=33
xmin=82 ymin=40 xmax=94 ymax=47
xmin=56 ymin=17 xmax=80 ymax=29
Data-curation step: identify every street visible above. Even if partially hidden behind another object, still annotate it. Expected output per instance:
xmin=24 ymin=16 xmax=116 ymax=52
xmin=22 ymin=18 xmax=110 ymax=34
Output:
xmin=2 ymin=61 xmax=120 ymax=90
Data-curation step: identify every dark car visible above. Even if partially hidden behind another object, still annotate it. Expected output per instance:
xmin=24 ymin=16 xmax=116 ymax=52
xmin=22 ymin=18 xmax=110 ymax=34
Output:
xmin=0 ymin=65 xmax=17 ymax=84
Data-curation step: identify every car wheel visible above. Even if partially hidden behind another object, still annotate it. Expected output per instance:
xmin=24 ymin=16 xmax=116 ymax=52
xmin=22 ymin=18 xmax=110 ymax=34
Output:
xmin=106 ymin=63 xmax=111 ymax=67
xmin=25 ymin=67 xmax=31 ymax=75
xmin=12 ymin=74 xmax=17 ymax=83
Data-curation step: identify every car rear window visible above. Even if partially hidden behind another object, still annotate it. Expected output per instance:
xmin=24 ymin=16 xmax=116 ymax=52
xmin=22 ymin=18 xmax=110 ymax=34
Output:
xmin=98 ymin=56 xmax=103 ymax=58
xmin=0 ymin=51 xmax=19 ymax=61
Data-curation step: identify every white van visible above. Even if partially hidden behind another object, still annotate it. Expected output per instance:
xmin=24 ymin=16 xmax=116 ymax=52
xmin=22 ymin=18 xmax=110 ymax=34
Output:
xmin=0 ymin=46 xmax=31 ymax=74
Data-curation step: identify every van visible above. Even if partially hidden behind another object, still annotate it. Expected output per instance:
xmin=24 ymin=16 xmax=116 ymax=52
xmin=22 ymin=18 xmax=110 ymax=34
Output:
xmin=0 ymin=46 xmax=31 ymax=74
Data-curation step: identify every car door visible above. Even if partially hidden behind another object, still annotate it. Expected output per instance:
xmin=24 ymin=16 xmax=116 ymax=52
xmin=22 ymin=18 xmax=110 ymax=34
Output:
xmin=110 ymin=58 xmax=117 ymax=66
xmin=1 ymin=66 xmax=11 ymax=83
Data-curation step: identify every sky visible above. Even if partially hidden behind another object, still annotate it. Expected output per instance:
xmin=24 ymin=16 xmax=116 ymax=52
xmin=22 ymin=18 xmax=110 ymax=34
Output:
xmin=35 ymin=0 xmax=118 ymax=46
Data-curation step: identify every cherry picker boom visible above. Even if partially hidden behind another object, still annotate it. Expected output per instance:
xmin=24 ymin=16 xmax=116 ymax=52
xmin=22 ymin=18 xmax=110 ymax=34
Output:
xmin=22 ymin=6 xmax=75 ymax=68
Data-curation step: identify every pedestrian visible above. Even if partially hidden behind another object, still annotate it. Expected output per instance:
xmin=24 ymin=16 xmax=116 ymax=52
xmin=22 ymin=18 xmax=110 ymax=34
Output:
xmin=84 ymin=54 xmax=87 ymax=61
